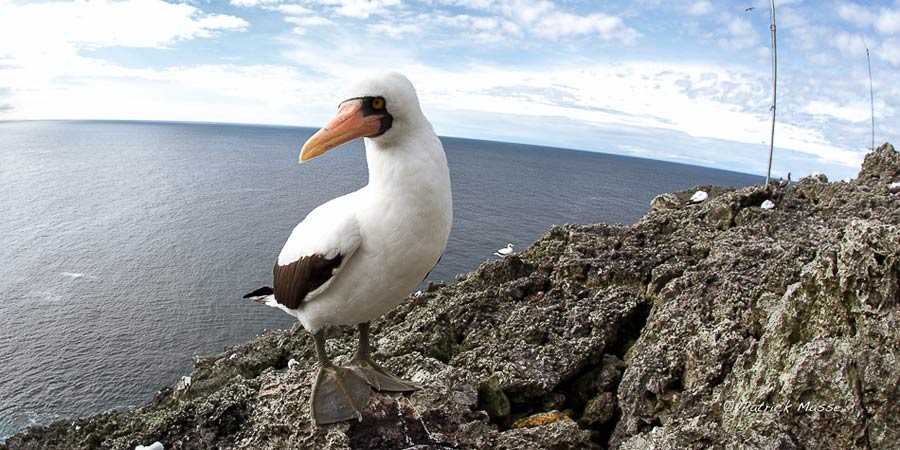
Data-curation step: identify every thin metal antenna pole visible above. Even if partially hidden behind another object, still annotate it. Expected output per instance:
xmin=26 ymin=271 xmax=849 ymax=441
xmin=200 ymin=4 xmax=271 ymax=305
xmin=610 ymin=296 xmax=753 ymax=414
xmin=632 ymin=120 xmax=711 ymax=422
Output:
xmin=765 ymin=0 xmax=777 ymax=185
xmin=865 ymin=41 xmax=874 ymax=150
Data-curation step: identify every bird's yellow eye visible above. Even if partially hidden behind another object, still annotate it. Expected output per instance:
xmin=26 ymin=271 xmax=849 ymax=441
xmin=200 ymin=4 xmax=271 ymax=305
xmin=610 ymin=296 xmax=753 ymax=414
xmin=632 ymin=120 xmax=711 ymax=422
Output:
xmin=372 ymin=97 xmax=385 ymax=110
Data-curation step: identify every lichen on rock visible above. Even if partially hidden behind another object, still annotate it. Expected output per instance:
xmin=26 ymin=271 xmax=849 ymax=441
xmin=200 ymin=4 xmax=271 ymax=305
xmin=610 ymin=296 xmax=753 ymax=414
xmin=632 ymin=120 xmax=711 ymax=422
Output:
xmin=4 ymin=143 xmax=900 ymax=450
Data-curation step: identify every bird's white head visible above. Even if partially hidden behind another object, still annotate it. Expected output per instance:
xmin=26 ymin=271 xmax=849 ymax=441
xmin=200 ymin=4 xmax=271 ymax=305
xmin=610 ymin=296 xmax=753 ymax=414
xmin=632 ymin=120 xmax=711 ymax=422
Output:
xmin=300 ymin=72 xmax=427 ymax=163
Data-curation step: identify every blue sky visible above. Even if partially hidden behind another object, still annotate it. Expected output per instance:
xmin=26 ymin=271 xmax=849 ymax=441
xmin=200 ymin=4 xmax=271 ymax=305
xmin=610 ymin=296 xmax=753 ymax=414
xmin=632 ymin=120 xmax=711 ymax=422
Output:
xmin=1 ymin=0 xmax=898 ymax=180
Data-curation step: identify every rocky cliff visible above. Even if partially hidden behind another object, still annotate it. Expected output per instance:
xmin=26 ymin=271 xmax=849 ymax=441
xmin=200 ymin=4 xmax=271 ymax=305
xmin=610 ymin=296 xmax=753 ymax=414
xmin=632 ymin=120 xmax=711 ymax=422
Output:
xmin=4 ymin=144 xmax=900 ymax=450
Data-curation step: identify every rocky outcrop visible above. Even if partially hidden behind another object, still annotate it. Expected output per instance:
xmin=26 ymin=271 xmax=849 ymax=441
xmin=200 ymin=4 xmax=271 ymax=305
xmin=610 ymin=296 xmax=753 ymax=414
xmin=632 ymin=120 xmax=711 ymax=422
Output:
xmin=4 ymin=144 xmax=900 ymax=450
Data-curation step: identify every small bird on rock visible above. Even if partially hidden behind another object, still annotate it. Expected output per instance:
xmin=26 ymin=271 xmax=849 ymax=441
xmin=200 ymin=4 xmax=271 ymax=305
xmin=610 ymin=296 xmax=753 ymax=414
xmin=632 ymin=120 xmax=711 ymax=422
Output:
xmin=689 ymin=190 xmax=708 ymax=204
xmin=495 ymin=243 xmax=514 ymax=257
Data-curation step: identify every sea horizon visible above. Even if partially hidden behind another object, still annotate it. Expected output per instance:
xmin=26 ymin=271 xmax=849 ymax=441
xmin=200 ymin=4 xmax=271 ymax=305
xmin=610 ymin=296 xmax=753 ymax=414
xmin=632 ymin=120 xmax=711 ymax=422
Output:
xmin=0 ymin=119 xmax=771 ymax=181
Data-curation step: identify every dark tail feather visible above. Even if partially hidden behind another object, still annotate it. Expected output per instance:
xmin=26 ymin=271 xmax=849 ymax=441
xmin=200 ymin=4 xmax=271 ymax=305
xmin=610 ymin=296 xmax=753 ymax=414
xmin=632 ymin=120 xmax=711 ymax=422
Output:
xmin=243 ymin=286 xmax=274 ymax=299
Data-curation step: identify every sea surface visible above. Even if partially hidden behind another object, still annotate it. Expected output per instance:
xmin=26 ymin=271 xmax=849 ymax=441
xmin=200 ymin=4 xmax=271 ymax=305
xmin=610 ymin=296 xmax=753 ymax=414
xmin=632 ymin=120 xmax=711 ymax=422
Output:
xmin=0 ymin=121 xmax=762 ymax=440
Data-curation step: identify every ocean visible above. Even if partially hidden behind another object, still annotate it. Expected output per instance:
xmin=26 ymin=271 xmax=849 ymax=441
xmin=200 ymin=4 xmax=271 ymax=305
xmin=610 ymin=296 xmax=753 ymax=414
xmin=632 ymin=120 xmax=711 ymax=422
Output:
xmin=0 ymin=121 xmax=762 ymax=440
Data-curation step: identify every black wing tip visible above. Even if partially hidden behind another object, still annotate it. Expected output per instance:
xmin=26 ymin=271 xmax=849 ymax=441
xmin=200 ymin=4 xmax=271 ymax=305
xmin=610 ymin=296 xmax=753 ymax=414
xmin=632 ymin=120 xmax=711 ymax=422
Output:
xmin=243 ymin=286 xmax=274 ymax=299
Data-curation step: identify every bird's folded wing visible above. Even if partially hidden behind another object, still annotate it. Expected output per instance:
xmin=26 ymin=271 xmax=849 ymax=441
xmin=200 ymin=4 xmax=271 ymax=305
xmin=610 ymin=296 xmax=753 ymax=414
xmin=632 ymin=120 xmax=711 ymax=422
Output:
xmin=274 ymin=197 xmax=362 ymax=309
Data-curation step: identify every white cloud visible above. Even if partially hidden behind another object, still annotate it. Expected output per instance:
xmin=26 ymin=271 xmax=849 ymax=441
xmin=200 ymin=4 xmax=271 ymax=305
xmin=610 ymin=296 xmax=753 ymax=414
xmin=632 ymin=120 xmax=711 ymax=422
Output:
xmin=717 ymin=14 xmax=759 ymax=50
xmin=687 ymin=0 xmax=713 ymax=16
xmin=243 ymin=0 xmax=637 ymax=44
xmin=315 ymin=0 xmax=402 ymax=19
xmin=0 ymin=0 xmax=253 ymax=122
xmin=233 ymin=0 xmax=402 ymax=19
xmin=442 ymin=0 xmax=494 ymax=8
xmin=286 ymin=15 xmax=333 ymax=26
xmin=368 ymin=23 xmax=423 ymax=38
xmin=830 ymin=31 xmax=867 ymax=58
xmin=230 ymin=0 xmax=280 ymax=7
xmin=0 ymin=0 xmax=247 ymax=52
xmin=837 ymin=2 xmax=900 ymax=35
xmin=838 ymin=3 xmax=875 ymax=28
xmin=875 ymin=9 xmax=900 ymax=35
xmin=3 ymin=61 xmax=327 ymax=125
xmin=802 ymin=100 xmax=869 ymax=123
xmin=535 ymin=12 xmax=639 ymax=42
xmin=783 ymin=17 xmax=827 ymax=52
xmin=777 ymin=6 xmax=807 ymax=29
xmin=286 ymin=15 xmax=334 ymax=34
xmin=272 ymin=4 xmax=314 ymax=15
xmin=878 ymin=39 xmax=900 ymax=66
xmin=497 ymin=0 xmax=552 ymax=24
xmin=807 ymin=52 xmax=837 ymax=66
xmin=436 ymin=0 xmax=640 ymax=44
xmin=196 ymin=14 xmax=252 ymax=34
xmin=682 ymin=8 xmax=763 ymax=52
xmin=430 ymin=13 xmax=520 ymax=42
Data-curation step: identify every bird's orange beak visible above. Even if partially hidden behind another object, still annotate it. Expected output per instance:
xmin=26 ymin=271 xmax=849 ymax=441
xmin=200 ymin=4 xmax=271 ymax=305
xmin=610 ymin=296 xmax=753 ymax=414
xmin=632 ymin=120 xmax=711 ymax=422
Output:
xmin=300 ymin=99 xmax=384 ymax=163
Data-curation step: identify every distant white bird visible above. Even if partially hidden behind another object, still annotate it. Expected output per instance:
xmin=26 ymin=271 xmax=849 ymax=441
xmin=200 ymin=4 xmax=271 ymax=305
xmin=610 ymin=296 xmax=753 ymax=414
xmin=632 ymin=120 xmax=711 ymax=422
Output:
xmin=761 ymin=200 xmax=776 ymax=209
xmin=179 ymin=376 xmax=191 ymax=390
xmin=243 ymin=72 xmax=451 ymax=425
xmin=889 ymin=181 xmax=900 ymax=194
xmin=288 ymin=358 xmax=299 ymax=370
xmin=690 ymin=190 xmax=709 ymax=204
xmin=135 ymin=442 xmax=164 ymax=450
xmin=495 ymin=243 xmax=514 ymax=257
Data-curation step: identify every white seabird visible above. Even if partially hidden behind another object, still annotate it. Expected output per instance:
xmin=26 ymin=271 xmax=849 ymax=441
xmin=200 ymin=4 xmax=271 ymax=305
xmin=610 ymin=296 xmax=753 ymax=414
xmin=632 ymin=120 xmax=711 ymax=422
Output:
xmin=244 ymin=72 xmax=452 ymax=425
xmin=760 ymin=199 xmax=776 ymax=209
xmin=690 ymin=190 xmax=708 ymax=204
xmin=889 ymin=181 xmax=900 ymax=194
xmin=135 ymin=442 xmax=164 ymax=450
xmin=495 ymin=243 xmax=514 ymax=257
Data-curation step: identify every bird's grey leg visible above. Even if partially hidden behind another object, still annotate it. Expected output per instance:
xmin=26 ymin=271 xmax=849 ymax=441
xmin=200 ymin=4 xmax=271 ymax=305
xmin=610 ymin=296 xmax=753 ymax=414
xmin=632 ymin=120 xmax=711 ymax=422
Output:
xmin=350 ymin=322 xmax=420 ymax=392
xmin=309 ymin=331 xmax=371 ymax=425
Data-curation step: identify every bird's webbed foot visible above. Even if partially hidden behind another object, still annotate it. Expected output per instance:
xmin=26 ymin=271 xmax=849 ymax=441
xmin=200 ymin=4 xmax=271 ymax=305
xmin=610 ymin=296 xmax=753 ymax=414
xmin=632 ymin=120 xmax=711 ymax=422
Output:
xmin=310 ymin=364 xmax=372 ymax=424
xmin=349 ymin=355 xmax=421 ymax=392
xmin=310 ymin=330 xmax=372 ymax=425
xmin=350 ymin=321 xmax=420 ymax=392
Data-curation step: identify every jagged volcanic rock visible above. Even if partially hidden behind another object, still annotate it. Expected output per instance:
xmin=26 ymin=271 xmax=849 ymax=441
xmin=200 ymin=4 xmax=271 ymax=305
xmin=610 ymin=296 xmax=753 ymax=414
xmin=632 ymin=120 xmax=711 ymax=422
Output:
xmin=4 ymin=143 xmax=900 ymax=450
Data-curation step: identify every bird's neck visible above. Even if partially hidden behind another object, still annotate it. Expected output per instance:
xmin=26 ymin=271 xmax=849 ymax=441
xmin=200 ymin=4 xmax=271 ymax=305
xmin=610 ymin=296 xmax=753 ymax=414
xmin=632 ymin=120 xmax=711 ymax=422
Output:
xmin=364 ymin=125 xmax=450 ymax=197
